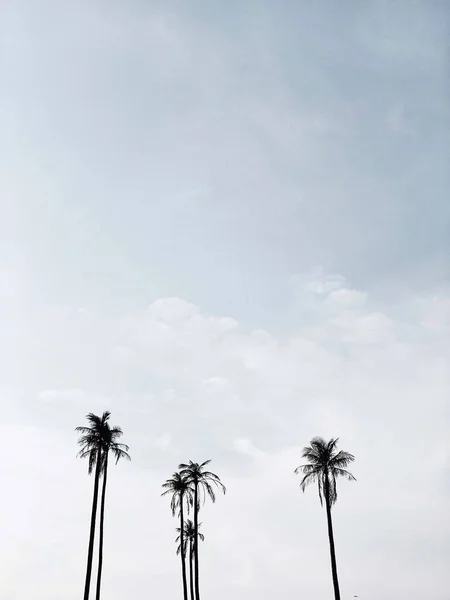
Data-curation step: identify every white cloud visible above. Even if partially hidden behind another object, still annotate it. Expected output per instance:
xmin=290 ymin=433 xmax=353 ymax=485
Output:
xmin=327 ymin=287 xmax=368 ymax=307
xmin=2 ymin=269 xmax=448 ymax=599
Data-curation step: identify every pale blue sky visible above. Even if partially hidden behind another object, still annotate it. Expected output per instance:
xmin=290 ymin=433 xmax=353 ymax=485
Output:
xmin=2 ymin=0 xmax=449 ymax=322
xmin=0 ymin=2 xmax=449 ymax=599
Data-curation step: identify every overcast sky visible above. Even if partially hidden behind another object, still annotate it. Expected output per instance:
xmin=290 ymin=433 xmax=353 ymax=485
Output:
xmin=1 ymin=1 xmax=449 ymax=599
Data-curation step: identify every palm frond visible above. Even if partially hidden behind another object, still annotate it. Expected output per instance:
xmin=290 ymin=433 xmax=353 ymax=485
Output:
xmin=330 ymin=450 xmax=355 ymax=469
xmin=76 ymin=412 xmax=129 ymax=473
xmin=175 ymin=519 xmax=204 ymax=556
xmin=294 ymin=463 xmax=318 ymax=475
xmin=75 ymin=426 xmax=94 ymax=434
xmin=111 ymin=447 xmax=131 ymax=464
xmin=177 ymin=460 xmax=225 ymax=511
xmin=161 ymin=472 xmax=194 ymax=517
xmin=109 ymin=426 xmax=123 ymax=436
xmin=332 ymin=467 xmax=356 ymax=482
xmin=202 ymin=481 xmax=216 ymax=504
xmin=328 ymin=474 xmax=337 ymax=505
xmin=295 ymin=437 xmax=355 ymax=507
xmin=327 ymin=437 xmax=339 ymax=453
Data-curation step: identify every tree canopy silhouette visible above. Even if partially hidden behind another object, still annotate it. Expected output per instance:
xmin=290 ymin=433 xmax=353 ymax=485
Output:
xmin=76 ymin=412 xmax=110 ymax=600
xmin=95 ymin=420 xmax=130 ymax=600
xmin=176 ymin=519 xmax=204 ymax=600
xmin=162 ymin=472 xmax=194 ymax=600
xmin=76 ymin=412 xmax=130 ymax=600
xmin=178 ymin=461 xmax=225 ymax=600
xmin=295 ymin=437 xmax=355 ymax=600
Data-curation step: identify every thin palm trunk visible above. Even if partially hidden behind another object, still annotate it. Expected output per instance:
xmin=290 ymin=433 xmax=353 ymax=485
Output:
xmin=193 ymin=483 xmax=200 ymax=600
xmin=179 ymin=495 xmax=188 ymax=600
xmin=325 ymin=478 xmax=340 ymax=600
xmin=189 ymin=540 xmax=195 ymax=600
xmin=83 ymin=449 xmax=102 ymax=600
xmin=95 ymin=450 xmax=108 ymax=600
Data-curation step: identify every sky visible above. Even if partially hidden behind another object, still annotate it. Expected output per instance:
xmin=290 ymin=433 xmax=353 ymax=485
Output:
xmin=0 ymin=1 xmax=449 ymax=599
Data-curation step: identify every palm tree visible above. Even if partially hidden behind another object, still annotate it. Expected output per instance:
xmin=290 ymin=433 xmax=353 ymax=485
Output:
xmin=162 ymin=472 xmax=194 ymax=600
xmin=295 ymin=437 xmax=356 ymax=600
xmin=76 ymin=412 xmax=110 ymax=600
xmin=95 ymin=421 xmax=130 ymax=600
xmin=176 ymin=519 xmax=204 ymax=600
xmin=178 ymin=460 xmax=226 ymax=600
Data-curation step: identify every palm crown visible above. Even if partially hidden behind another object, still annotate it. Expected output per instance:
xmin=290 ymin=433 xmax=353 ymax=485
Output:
xmin=76 ymin=412 xmax=110 ymax=473
xmin=76 ymin=411 xmax=130 ymax=472
xmin=178 ymin=460 xmax=226 ymax=504
xmin=100 ymin=423 xmax=130 ymax=466
xmin=295 ymin=437 xmax=355 ymax=506
xmin=162 ymin=472 xmax=194 ymax=516
xmin=176 ymin=519 xmax=204 ymax=557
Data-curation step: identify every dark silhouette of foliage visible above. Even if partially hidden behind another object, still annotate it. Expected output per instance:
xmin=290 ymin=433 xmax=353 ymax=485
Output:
xmin=162 ymin=472 xmax=194 ymax=600
xmin=295 ymin=437 xmax=355 ymax=600
xmin=178 ymin=460 xmax=226 ymax=600
xmin=76 ymin=412 xmax=130 ymax=600
xmin=176 ymin=519 xmax=204 ymax=600
xmin=95 ymin=421 xmax=130 ymax=600
xmin=76 ymin=412 xmax=109 ymax=600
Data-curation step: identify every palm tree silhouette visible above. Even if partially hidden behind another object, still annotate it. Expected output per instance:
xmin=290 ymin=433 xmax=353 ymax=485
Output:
xmin=162 ymin=472 xmax=194 ymax=600
xmin=76 ymin=412 xmax=109 ymax=600
xmin=95 ymin=420 xmax=130 ymax=600
xmin=295 ymin=437 xmax=355 ymax=600
xmin=178 ymin=460 xmax=226 ymax=600
xmin=176 ymin=519 xmax=204 ymax=600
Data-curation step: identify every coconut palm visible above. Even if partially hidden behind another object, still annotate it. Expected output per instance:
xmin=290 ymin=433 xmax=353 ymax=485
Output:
xmin=176 ymin=519 xmax=204 ymax=600
xmin=95 ymin=421 xmax=130 ymax=600
xmin=295 ymin=437 xmax=356 ymax=600
xmin=162 ymin=472 xmax=194 ymax=600
xmin=76 ymin=412 xmax=110 ymax=600
xmin=178 ymin=460 xmax=226 ymax=600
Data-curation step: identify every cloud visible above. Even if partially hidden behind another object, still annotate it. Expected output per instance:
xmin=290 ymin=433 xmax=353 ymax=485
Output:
xmin=2 ymin=268 xmax=448 ymax=598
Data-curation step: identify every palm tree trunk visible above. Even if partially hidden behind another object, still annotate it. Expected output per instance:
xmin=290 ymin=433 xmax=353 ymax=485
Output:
xmin=325 ymin=481 xmax=341 ymax=600
xmin=95 ymin=450 xmax=108 ymax=600
xmin=193 ymin=483 xmax=200 ymax=600
xmin=179 ymin=495 xmax=188 ymax=600
xmin=189 ymin=541 xmax=195 ymax=600
xmin=83 ymin=449 xmax=102 ymax=600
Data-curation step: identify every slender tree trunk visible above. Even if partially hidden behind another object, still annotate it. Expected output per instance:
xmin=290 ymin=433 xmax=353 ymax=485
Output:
xmin=193 ymin=483 xmax=200 ymax=600
xmin=83 ymin=449 xmax=102 ymax=600
xmin=189 ymin=541 xmax=195 ymax=600
xmin=179 ymin=495 xmax=188 ymax=600
xmin=95 ymin=451 xmax=108 ymax=600
xmin=325 ymin=480 xmax=340 ymax=600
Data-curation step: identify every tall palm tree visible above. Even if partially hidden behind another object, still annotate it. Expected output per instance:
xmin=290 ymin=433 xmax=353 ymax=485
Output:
xmin=295 ymin=437 xmax=356 ymax=600
xmin=76 ymin=412 xmax=110 ymax=600
xmin=178 ymin=460 xmax=226 ymax=600
xmin=176 ymin=519 xmax=204 ymax=600
xmin=95 ymin=421 xmax=130 ymax=600
xmin=162 ymin=472 xmax=194 ymax=600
